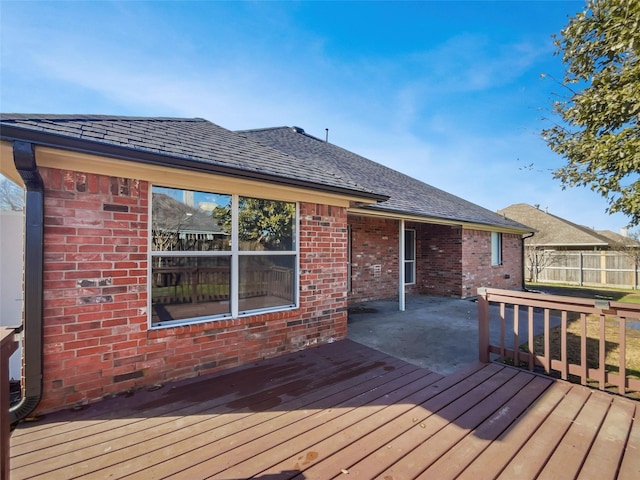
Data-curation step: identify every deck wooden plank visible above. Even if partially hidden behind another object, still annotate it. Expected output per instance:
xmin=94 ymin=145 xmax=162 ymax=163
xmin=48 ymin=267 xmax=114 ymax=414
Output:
xmin=377 ymin=370 xmax=534 ymax=479
xmin=19 ymin=367 xmax=415 ymax=479
xmin=12 ymin=346 xmax=395 ymax=467
xmin=537 ymin=391 xmax=612 ymax=480
xmin=12 ymin=342 xmax=409 ymax=479
xmin=496 ymin=385 xmax=592 ymax=479
xmin=9 ymin=340 xmax=637 ymax=480
xmin=80 ymin=363 xmax=424 ymax=479
xmin=577 ymin=395 xmax=637 ymax=480
xmin=338 ymin=365 xmax=518 ymax=479
xmin=288 ymin=362 xmax=494 ymax=480
xmin=169 ymin=368 xmax=439 ymax=479
xmin=455 ymin=380 xmax=571 ymax=480
xmin=618 ymin=402 xmax=640 ymax=480
xmin=11 ymin=347 xmax=337 ymax=448
xmin=418 ymin=375 xmax=553 ymax=479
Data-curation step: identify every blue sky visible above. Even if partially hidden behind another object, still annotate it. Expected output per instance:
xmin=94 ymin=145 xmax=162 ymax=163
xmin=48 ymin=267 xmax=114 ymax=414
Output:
xmin=1 ymin=0 xmax=634 ymax=233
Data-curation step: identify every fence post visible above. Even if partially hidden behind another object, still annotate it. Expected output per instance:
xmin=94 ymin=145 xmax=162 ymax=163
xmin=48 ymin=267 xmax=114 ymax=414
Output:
xmin=477 ymin=288 xmax=490 ymax=363
xmin=579 ymin=251 xmax=584 ymax=286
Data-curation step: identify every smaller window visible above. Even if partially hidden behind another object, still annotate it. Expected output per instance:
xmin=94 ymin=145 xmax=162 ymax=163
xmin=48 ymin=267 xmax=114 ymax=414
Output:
xmin=491 ymin=232 xmax=502 ymax=266
xmin=404 ymin=229 xmax=416 ymax=284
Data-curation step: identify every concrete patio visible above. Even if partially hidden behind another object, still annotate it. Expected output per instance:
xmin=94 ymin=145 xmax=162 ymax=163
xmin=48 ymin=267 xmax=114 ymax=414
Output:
xmin=347 ymin=295 xmax=559 ymax=375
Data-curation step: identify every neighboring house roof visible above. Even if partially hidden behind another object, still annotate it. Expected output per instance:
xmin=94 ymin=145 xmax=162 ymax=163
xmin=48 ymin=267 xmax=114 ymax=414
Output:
xmin=152 ymin=192 xmax=227 ymax=235
xmin=597 ymin=230 xmax=640 ymax=248
xmin=497 ymin=203 xmax=616 ymax=248
xmin=0 ymin=114 xmax=385 ymax=202
xmin=239 ymin=126 xmax=530 ymax=232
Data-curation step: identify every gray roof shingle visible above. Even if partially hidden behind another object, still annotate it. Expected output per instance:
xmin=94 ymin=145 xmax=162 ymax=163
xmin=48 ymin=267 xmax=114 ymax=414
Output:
xmin=0 ymin=114 xmax=381 ymax=200
xmin=497 ymin=203 xmax=617 ymax=247
xmin=1 ymin=114 xmax=531 ymax=231
xmin=239 ymin=126 xmax=530 ymax=231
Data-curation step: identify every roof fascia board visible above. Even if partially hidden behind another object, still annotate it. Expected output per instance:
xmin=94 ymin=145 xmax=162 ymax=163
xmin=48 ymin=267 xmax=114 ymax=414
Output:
xmin=0 ymin=126 xmax=386 ymax=203
xmin=32 ymin=144 xmax=364 ymax=207
xmin=349 ymin=207 xmax=533 ymax=235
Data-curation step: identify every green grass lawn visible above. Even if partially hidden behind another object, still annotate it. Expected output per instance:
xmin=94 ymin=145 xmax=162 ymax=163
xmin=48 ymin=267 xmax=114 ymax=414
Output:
xmin=524 ymin=282 xmax=640 ymax=398
xmin=526 ymin=282 xmax=640 ymax=304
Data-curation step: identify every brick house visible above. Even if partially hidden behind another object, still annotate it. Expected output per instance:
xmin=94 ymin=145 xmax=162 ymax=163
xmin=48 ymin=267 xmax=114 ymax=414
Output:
xmin=0 ymin=115 xmax=530 ymax=418
xmin=240 ymin=127 xmax=528 ymax=302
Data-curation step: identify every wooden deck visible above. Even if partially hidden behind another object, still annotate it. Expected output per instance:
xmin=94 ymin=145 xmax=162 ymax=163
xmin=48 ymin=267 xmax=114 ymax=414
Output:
xmin=10 ymin=340 xmax=639 ymax=479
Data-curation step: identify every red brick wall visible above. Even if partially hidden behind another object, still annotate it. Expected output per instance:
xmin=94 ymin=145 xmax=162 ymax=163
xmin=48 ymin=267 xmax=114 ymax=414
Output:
xmin=414 ymin=223 xmax=463 ymax=297
xmin=37 ymin=167 xmax=348 ymax=414
xmin=348 ymin=215 xmax=399 ymax=303
xmin=348 ymin=221 xmax=524 ymax=300
xmin=461 ymin=229 xmax=523 ymax=297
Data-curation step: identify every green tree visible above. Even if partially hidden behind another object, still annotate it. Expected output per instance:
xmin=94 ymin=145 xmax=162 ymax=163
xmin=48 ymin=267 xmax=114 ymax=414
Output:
xmin=238 ymin=198 xmax=295 ymax=250
xmin=213 ymin=197 xmax=295 ymax=250
xmin=542 ymin=0 xmax=640 ymax=225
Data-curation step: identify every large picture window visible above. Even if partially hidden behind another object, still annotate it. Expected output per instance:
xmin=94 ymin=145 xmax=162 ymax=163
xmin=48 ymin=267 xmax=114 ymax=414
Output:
xmin=150 ymin=186 xmax=297 ymax=327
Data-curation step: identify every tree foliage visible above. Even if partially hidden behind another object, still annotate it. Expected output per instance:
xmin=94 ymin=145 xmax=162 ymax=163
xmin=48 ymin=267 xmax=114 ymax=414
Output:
xmin=542 ymin=0 xmax=640 ymax=225
xmin=213 ymin=197 xmax=295 ymax=251
xmin=525 ymin=245 xmax=558 ymax=283
xmin=610 ymin=229 xmax=640 ymax=271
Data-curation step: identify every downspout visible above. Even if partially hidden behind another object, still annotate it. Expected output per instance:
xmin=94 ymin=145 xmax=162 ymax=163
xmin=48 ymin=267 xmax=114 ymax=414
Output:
xmin=9 ymin=141 xmax=44 ymax=427
xmin=522 ymin=232 xmax=535 ymax=291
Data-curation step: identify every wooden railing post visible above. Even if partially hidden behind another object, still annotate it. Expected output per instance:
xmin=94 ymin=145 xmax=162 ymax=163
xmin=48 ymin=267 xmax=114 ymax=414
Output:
xmin=477 ymin=288 xmax=490 ymax=363
xmin=1 ymin=327 xmax=19 ymax=480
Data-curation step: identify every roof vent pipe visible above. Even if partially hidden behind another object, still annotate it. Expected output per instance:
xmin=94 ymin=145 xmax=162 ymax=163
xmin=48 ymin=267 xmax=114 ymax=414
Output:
xmin=325 ymin=128 xmax=329 ymax=143
xmin=9 ymin=141 xmax=44 ymax=427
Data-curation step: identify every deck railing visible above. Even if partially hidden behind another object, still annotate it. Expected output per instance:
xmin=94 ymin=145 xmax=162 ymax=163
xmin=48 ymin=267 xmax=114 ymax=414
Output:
xmin=477 ymin=287 xmax=640 ymax=396
xmin=153 ymin=266 xmax=294 ymax=305
xmin=1 ymin=327 xmax=18 ymax=480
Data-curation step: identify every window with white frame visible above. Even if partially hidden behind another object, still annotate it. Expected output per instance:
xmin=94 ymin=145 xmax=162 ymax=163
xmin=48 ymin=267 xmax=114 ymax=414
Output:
xmin=491 ymin=232 xmax=502 ymax=265
xmin=150 ymin=186 xmax=297 ymax=327
xmin=404 ymin=229 xmax=416 ymax=284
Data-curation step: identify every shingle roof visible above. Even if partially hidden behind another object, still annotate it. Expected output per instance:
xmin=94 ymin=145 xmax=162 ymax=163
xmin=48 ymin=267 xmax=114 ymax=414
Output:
xmin=497 ymin=203 xmax=614 ymax=247
xmin=238 ymin=126 xmax=530 ymax=231
xmin=596 ymin=230 xmax=640 ymax=247
xmin=152 ymin=192 xmax=226 ymax=234
xmin=0 ymin=114 xmax=383 ymax=201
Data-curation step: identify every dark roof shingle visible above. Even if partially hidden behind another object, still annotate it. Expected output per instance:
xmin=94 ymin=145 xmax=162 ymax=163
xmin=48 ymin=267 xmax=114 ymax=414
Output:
xmin=497 ymin=203 xmax=616 ymax=247
xmin=0 ymin=114 xmax=381 ymax=200
xmin=239 ymin=126 xmax=530 ymax=230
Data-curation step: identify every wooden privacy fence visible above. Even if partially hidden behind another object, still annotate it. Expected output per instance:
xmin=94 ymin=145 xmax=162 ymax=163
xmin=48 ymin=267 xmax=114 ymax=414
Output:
xmin=478 ymin=287 xmax=640 ymax=396
xmin=529 ymin=250 xmax=639 ymax=289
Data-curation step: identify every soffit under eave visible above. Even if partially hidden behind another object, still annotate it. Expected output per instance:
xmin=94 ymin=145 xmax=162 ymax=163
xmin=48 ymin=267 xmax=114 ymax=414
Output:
xmin=348 ymin=207 xmax=534 ymax=235
xmin=0 ymin=141 xmax=23 ymax=186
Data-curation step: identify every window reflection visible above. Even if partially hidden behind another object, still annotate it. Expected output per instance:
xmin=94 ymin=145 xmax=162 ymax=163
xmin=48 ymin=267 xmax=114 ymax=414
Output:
xmin=238 ymin=255 xmax=295 ymax=312
xmin=151 ymin=186 xmax=298 ymax=326
xmin=152 ymin=187 xmax=231 ymax=252
xmin=238 ymin=197 xmax=295 ymax=251
xmin=151 ymin=256 xmax=231 ymax=325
